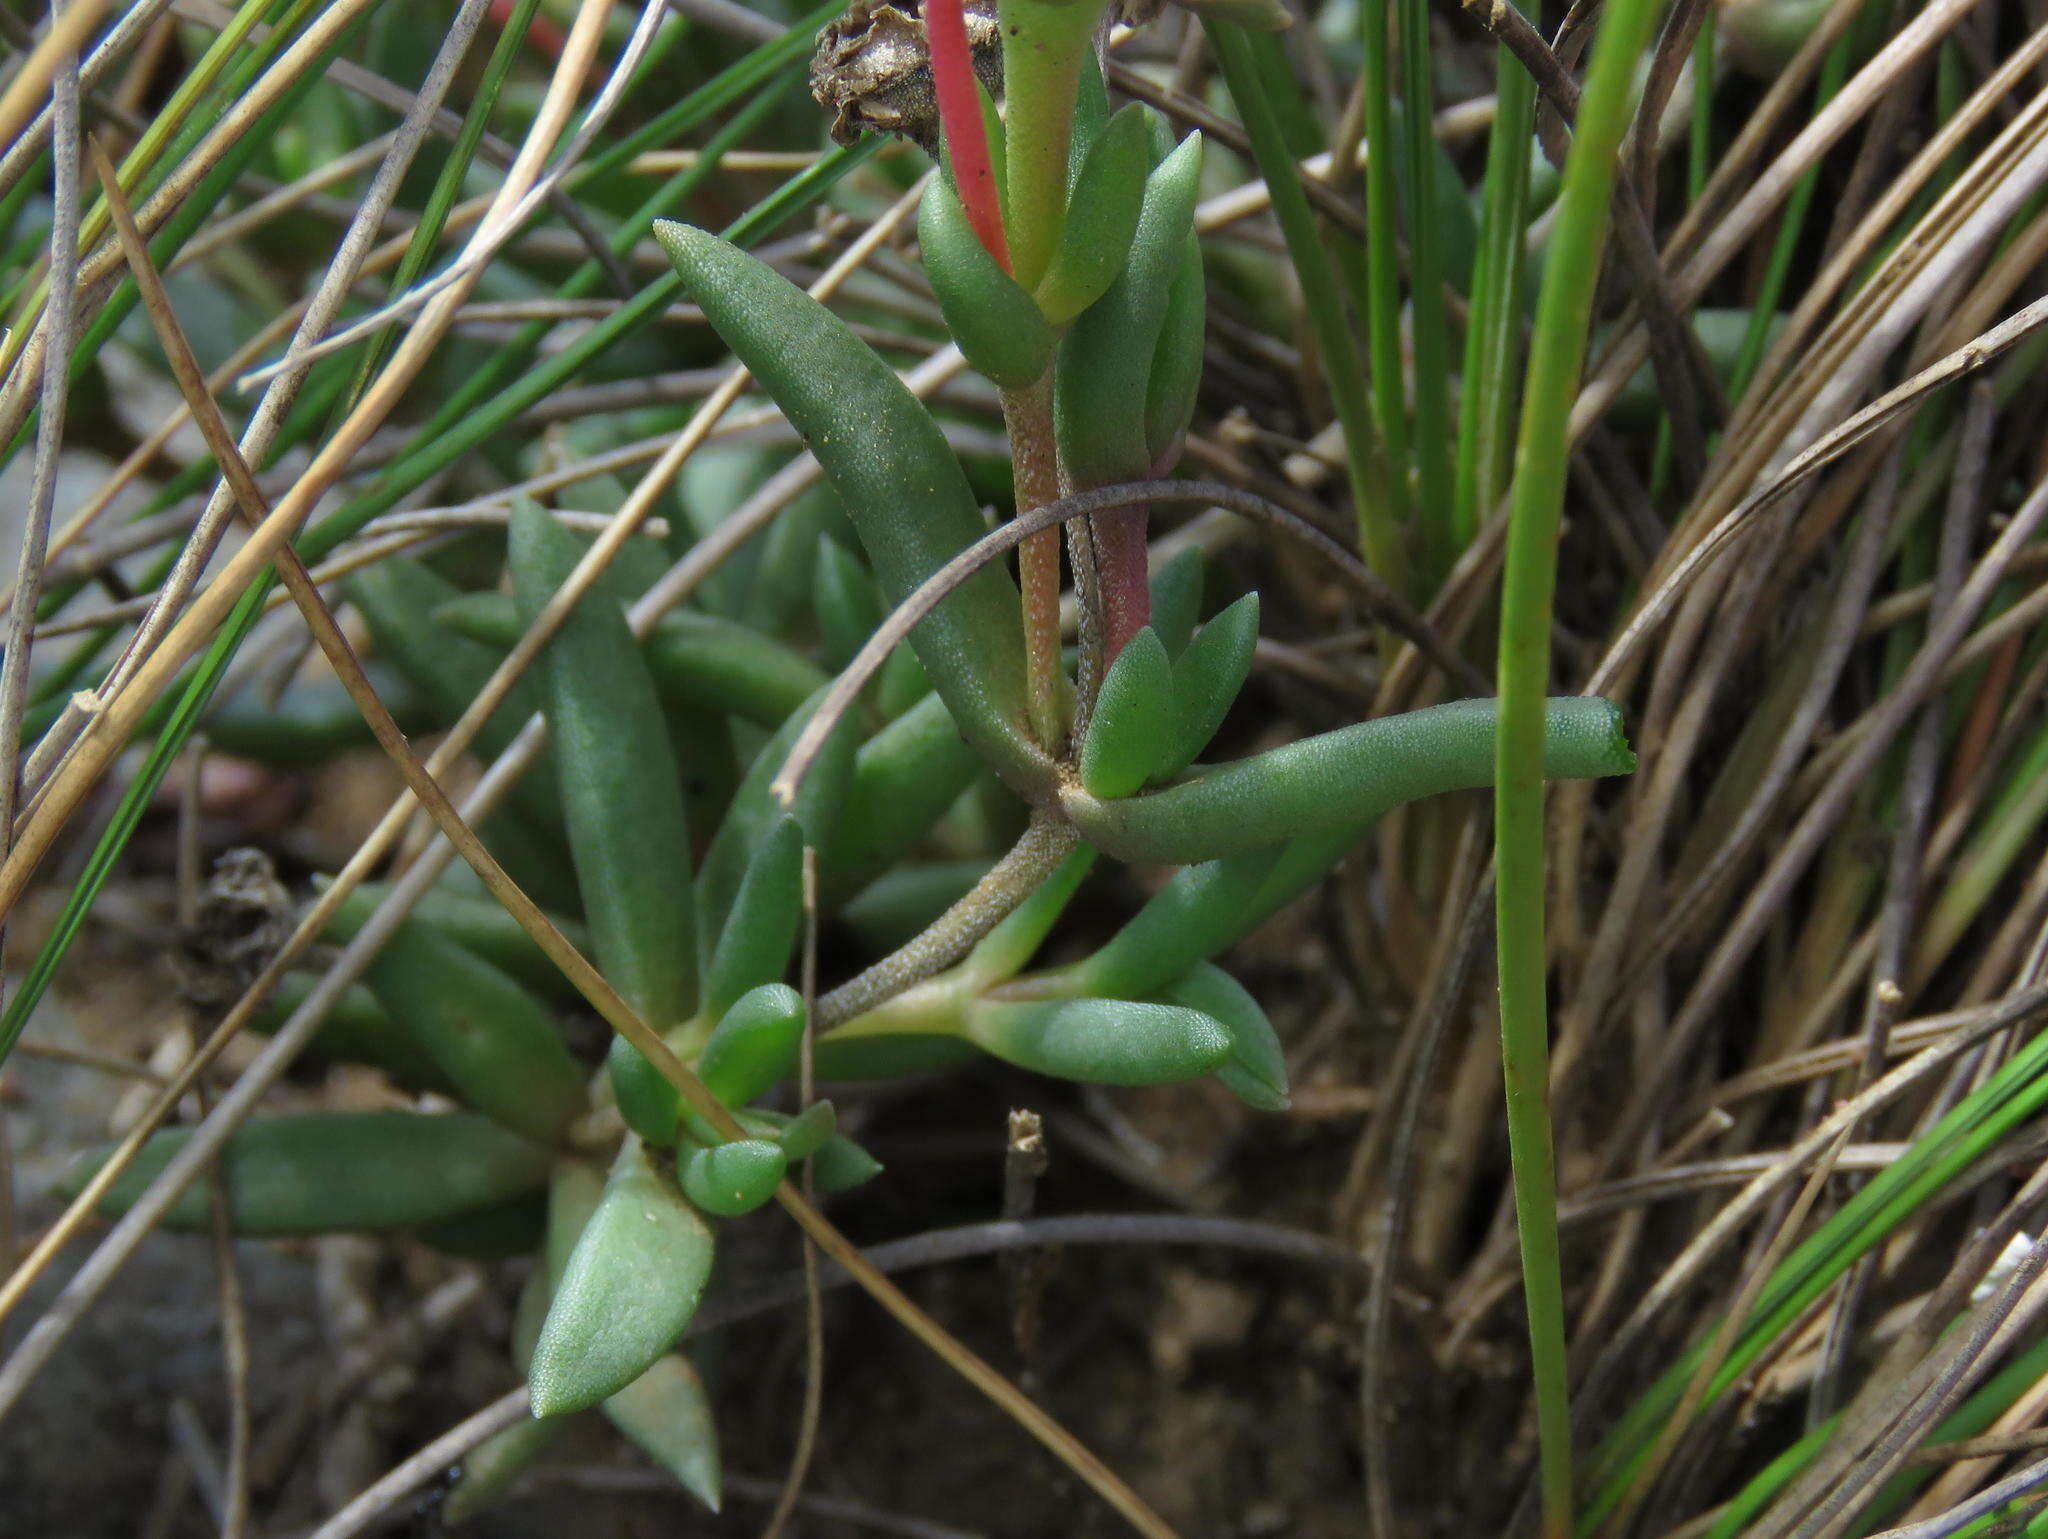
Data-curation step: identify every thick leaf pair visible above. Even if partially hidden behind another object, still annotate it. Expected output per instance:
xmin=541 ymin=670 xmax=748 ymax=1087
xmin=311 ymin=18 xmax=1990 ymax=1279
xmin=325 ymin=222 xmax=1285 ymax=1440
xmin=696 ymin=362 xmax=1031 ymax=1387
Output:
xmin=919 ymin=112 xmax=1206 ymax=482
xmin=919 ymin=102 xmax=1154 ymax=384
xmin=1079 ymin=595 xmax=1258 ymax=798
xmin=612 ymin=978 xmax=804 ymax=1147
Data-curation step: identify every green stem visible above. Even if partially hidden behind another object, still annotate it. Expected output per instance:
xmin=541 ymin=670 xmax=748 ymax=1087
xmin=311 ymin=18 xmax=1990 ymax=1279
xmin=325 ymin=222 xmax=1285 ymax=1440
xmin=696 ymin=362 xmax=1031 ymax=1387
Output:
xmin=996 ymin=0 xmax=1105 ymax=289
xmin=1358 ymin=0 xmax=1415 ymax=534
xmin=1494 ymin=0 xmax=1662 ymax=1530
xmin=1002 ymin=375 xmax=1074 ymax=750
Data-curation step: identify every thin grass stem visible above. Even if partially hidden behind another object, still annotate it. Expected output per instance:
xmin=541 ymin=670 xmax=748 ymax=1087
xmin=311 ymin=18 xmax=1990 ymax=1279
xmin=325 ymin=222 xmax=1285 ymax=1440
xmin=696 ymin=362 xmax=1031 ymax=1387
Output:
xmin=1493 ymin=0 xmax=1667 ymax=1532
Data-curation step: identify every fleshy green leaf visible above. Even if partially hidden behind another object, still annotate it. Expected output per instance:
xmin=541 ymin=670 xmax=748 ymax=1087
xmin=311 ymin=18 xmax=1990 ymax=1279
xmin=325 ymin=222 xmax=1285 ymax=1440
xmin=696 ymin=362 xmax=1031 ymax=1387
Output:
xmin=512 ymin=498 xmax=697 ymax=1031
xmin=917 ymin=176 xmax=1054 ymax=389
xmin=758 ymin=1100 xmax=839 ymax=1160
xmin=697 ymin=687 xmax=855 ymax=977
xmin=811 ymin=1131 xmax=885 ymax=1193
xmin=1055 ymin=133 xmax=1206 ymax=489
xmin=1144 ymin=229 xmax=1207 ymax=465
xmin=966 ymin=996 xmax=1231 ymax=1085
xmin=435 ymin=591 xmax=828 ymax=730
xmin=813 ymin=537 xmax=884 ymax=670
xmin=1159 ymin=592 xmax=1259 ymax=781
xmin=1035 ymin=105 xmax=1154 ymax=326
xmin=964 ymin=847 xmax=1098 ymax=982
xmin=1148 ymin=547 xmax=1206 ymax=658
xmin=696 ymin=983 xmax=805 ymax=1108
xmin=1065 ymin=697 xmax=1637 ymax=864
xmin=704 ymin=815 xmax=804 ymax=1022
xmin=444 ymin=1416 xmax=567 ymax=1525
xmin=609 ymin=1031 xmax=686 ymax=1148
xmin=1069 ymin=843 xmax=1287 ymax=999
xmin=1172 ymin=0 xmax=1293 ymax=30
xmin=679 ymin=1137 xmax=787 ymax=1215
xmin=325 ymin=889 xmax=585 ymax=1143
xmin=825 ymin=692 xmax=981 ymax=902
xmin=64 ymin=1112 xmax=552 ymax=1237
xmin=529 ymin=1140 xmax=715 ymax=1417
xmin=1159 ymin=962 xmax=1289 ymax=1110
xmin=811 ymin=1032 xmax=983 ymax=1080
xmin=654 ymin=221 xmax=1049 ymax=796
xmin=1080 ymin=626 xmax=1174 ymax=799
xmin=603 ymin=1354 xmax=723 ymax=1512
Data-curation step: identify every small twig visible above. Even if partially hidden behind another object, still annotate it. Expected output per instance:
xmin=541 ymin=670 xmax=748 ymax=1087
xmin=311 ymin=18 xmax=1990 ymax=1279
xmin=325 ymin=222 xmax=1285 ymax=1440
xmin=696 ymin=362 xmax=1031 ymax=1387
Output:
xmin=0 ymin=0 xmax=83 ymax=979
xmin=167 ymin=1398 xmax=229 ymax=1529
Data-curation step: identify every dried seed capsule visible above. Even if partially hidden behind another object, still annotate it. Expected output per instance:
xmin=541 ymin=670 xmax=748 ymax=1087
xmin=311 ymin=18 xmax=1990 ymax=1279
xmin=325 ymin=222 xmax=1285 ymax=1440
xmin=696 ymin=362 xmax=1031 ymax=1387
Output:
xmin=967 ymin=996 xmax=1231 ymax=1085
xmin=1079 ymin=626 xmax=1174 ymax=799
xmin=529 ymin=1140 xmax=715 ymax=1418
xmin=917 ymin=174 xmax=1053 ymax=389
xmin=679 ymin=1137 xmax=787 ymax=1216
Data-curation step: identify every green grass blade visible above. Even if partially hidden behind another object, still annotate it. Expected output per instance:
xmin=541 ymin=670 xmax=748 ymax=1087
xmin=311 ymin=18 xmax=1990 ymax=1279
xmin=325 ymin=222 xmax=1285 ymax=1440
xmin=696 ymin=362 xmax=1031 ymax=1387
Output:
xmin=1359 ymin=0 xmax=1415 ymax=537
xmin=1493 ymin=0 xmax=1665 ymax=1530
xmin=1453 ymin=52 xmax=1536 ymax=545
xmin=1396 ymin=0 xmax=1457 ymax=584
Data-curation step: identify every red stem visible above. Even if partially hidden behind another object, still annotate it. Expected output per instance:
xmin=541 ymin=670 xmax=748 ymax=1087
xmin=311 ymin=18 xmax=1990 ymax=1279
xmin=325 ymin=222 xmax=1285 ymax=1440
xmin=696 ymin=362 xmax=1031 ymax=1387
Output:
xmin=924 ymin=0 xmax=1010 ymax=269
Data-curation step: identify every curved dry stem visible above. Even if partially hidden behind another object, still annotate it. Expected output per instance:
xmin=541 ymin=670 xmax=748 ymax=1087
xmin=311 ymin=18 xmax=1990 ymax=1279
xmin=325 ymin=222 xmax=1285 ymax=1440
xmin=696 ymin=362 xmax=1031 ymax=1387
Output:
xmin=817 ymin=813 xmax=1080 ymax=1028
